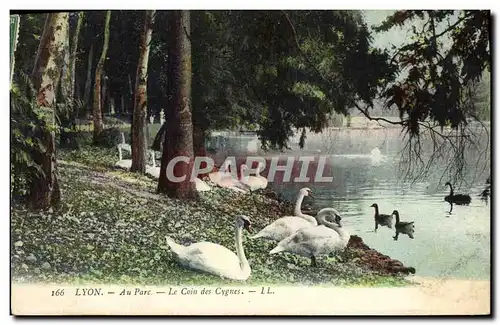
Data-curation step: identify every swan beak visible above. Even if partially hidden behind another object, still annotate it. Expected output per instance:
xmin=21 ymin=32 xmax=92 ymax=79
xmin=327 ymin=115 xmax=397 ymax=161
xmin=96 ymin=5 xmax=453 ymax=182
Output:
xmin=245 ymin=224 xmax=253 ymax=233
xmin=309 ymin=193 xmax=315 ymax=199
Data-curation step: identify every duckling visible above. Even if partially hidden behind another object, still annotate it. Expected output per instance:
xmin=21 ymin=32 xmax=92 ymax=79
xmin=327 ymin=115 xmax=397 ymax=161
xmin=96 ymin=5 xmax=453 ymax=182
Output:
xmin=370 ymin=203 xmax=393 ymax=232
xmin=392 ymin=210 xmax=415 ymax=241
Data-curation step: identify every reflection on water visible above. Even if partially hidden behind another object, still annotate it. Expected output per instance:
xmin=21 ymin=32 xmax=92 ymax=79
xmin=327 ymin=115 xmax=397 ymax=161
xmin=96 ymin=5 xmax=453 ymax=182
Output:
xmin=215 ymin=126 xmax=491 ymax=280
xmin=272 ymin=153 xmax=490 ymax=280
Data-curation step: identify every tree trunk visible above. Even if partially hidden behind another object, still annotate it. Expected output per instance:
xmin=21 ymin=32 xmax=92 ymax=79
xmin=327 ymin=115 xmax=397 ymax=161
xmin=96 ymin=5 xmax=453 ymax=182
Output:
xmin=121 ymin=94 xmax=126 ymax=115
xmin=92 ymin=10 xmax=111 ymax=140
xmin=69 ymin=11 xmax=83 ymax=105
xmin=28 ymin=13 xmax=69 ymax=209
xmin=158 ymin=10 xmax=196 ymax=199
xmin=193 ymin=125 xmax=211 ymax=178
xmin=101 ymin=71 xmax=107 ymax=113
xmin=131 ymin=10 xmax=156 ymax=173
xmin=57 ymin=22 xmax=71 ymax=104
xmin=83 ymin=43 xmax=93 ymax=113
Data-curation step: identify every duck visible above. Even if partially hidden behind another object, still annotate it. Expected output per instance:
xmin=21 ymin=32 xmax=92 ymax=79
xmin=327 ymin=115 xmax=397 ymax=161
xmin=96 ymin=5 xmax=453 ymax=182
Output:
xmin=392 ymin=210 xmax=415 ymax=241
xmin=370 ymin=203 xmax=393 ymax=231
xmin=269 ymin=208 xmax=350 ymax=267
xmin=165 ymin=215 xmax=252 ymax=281
xmin=114 ymin=145 xmax=132 ymax=170
xmin=481 ymin=176 xmax=491 ymax=202
xmin=444 ymin=182 xmax=471 ymax=209
xmin=251 ymin=187 xmax=317 ymax=242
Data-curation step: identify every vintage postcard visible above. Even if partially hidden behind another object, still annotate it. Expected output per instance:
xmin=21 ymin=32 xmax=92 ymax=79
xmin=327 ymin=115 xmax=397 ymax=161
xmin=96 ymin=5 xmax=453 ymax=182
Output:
xmin=10 ymin=8 xmax=491 ymax=316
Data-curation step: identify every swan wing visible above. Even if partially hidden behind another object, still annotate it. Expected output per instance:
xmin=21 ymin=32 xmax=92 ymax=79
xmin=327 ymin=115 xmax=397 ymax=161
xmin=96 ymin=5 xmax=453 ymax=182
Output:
xmin=271 ymin=225 xmax=340 ymax=256
xmin=178 ymin=242 xmax=243 ymax=278
xmin=252 ymin=217 xmax=315 ymax=241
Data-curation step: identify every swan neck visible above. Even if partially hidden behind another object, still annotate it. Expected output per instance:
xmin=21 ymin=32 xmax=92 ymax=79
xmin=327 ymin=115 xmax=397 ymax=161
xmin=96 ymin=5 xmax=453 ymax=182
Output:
xmin=294 ymin=193 xmax=315 ymax=224
xmin=118 ymin=147 xmax=123 ymax=161
xmin=121 ymin=132 xmax=125 ymax=144
xmin=373 ymin=206 xmax=379 ymax=217
xmin=318 ymin=214 xmax=349 ymax=240
xmin=447 ymin=183 xmax=454 ymax=195
xmin=394 ymin=213 xmax=400 ymax=223
xmin=235 ymin=224 xmax=250 ymax=275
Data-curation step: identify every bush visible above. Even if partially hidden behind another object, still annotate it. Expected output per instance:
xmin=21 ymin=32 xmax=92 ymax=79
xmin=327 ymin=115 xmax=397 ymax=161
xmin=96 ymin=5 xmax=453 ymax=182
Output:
xmin=10 ymin=76 xmax=48 ymax=201
xmin=94 ymin=127 xmax=127 ymax=148
xmin=58 ymin=130 xmax=92 ymax=149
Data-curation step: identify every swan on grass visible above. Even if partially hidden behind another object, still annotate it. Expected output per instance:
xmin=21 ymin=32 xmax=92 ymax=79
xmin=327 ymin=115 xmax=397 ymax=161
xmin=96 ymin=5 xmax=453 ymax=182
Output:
xmin=251 ymin=187 xmax=317 ymax=242
xmin=239 ymin=163 xmax=267 ymax=190
xmin=269 ymin=208 xmax=350 ymax=267
xmin=145 ymin=151 xmax=160 ymax=178
xmin=144 ymin=152 xmax=211 ymax=191
xmin=114 ymin=145 xmax=132 ymax=170
xmin=118 ymin=132 xmax=131 ymax=154
xmin=210 ymin=160 xmax=248 ymax=193
xmin=165 ymin=215 xmax=252 ymax=281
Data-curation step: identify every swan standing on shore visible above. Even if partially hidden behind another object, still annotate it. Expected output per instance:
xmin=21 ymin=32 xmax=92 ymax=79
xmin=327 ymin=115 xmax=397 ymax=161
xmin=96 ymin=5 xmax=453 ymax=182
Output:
xmin=251 ymin=188 xmax=317 ymax=242
xmin=114 ymin=145 xmax=132 ymax=170
xmin=118 ymin=132 xmax=131 ymax=154
xmin=165 ymin=215 xmax=252 ymax=281
xmin=145 ymin=151 xmax=160 ymax=178
xmin=269 ymin=208 xmax=350 ymax=267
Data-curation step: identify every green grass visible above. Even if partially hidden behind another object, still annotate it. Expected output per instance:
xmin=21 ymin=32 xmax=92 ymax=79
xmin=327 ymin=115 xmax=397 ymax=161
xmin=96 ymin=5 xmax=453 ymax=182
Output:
xmin=11 ymin=145 xmax=411 ymax=287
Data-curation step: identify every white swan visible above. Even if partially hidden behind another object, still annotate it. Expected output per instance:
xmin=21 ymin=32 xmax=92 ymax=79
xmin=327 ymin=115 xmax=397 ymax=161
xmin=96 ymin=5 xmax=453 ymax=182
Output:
xmin=239 ymin=163 xmax=267 ymax=190
xmin=194 ymin=178 xmax=211 ymax=192
xmin=269 ymin=208 xmax=350 ymax=267
xmin=209 ymin=160 xmax=248 ymax=193
xmin=208 ymin=160 xmax=231 ymax=184
xmin=255 ymin=162 xmax=268 ymax=189
xmin=370 ymin=147 xmax=382 ymax=164
xmin=165 ymin=215 xmax=252 ymax=281
xmin=118 ymin=132 xmax=131 ymax=154
xmin=251 ymin=187 xmax=317 ymax=241
xmin=114 ymin=145 xmax=132 ymax=170
xmin=145 ymin=151 xmax=160 ymax=178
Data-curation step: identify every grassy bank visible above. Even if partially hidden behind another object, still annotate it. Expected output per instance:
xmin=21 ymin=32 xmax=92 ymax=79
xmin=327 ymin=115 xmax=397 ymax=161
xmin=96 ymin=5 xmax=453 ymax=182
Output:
xmin=11 ymin=146 xmax=412 ymax=287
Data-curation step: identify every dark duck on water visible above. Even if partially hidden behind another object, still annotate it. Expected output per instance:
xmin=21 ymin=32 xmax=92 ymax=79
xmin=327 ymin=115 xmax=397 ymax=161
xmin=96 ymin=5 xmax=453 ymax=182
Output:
xmin=370 ymin=203 xmax=393 ymax=232
xmin=392 ymin=210 xmax=415 ymax=241
xmin=444 ymin=182 xmax=471 ymax=207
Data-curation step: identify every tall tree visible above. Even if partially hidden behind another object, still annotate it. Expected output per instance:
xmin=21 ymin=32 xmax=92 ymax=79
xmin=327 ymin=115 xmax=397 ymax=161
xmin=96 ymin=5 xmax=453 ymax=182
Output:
xmin=29 ymin=12 xmax=69 ymax=209
xmin=92 ymin=10 xmax=111 ymax=140
xmin=158 ymin=10 xmax=196 ymax=199
xmin=69 ymin=11 xmax=84 ymax=105
xmin=83 ymin=43 xmax=93 ymax=114
xmin=131 ymin=10 xmax=156 ymax=173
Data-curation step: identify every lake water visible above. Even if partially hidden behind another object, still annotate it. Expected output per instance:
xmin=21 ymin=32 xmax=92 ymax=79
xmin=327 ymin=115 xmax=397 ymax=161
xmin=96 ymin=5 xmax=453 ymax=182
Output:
xmin=220 ymin=126 xmax=491 ymax=280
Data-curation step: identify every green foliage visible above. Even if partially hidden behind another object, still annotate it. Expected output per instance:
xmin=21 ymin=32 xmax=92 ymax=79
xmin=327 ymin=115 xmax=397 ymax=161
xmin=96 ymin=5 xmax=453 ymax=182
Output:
xmin=93 ymin=127 xmax=125 ymax=148
xmin=12 ymin=148 xmax=410 ymax=286
xmin=10 ymin=75 xmax=48 ymax=200
xmin=375 ymin=10 xmax=490 ymax=135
